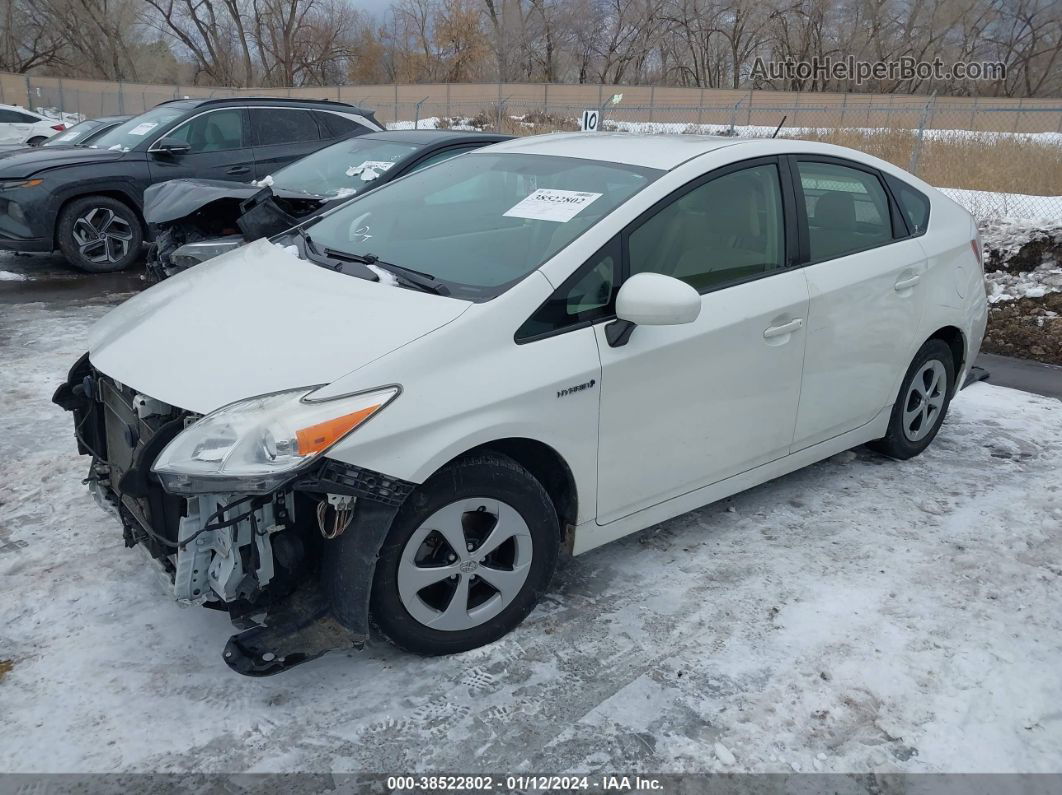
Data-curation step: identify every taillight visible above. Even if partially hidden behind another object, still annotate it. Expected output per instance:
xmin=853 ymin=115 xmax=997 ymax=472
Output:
xmin=51 ymin=124 xmax=65 ymax=131
xmin=970 ymin=238 xmax=983 ymax=270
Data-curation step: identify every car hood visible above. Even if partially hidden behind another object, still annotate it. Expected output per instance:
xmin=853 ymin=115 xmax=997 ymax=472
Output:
xmin=88 ymin=238 xmax=471 ymax=414
xmin=144 ymin=178 xmax=264 ymax=225
xmin=0 ymin=145 xmax=128 ymax=176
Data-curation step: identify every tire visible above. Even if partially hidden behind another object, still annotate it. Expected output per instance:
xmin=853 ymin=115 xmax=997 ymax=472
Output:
xmin=370 ymin=453 xmax=560 ymax=655
xmin=869 ymin=339 xmax=956 ymax=460
xmin=27 ymin=136 xmax=47 ymax=146
xmin=57 ymin=195 xmax=143 ymax=273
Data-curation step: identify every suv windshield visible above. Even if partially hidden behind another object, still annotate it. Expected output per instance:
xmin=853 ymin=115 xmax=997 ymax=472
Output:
xmin=271 ymin=137 xmax=421 ymax=200
xmin=304 ymin=152 xmax=661 ymax=299
xmin=42 ymin=119 xmax=100 ymax=147
xmin=89 ymin=105 xmax=189 ymax=152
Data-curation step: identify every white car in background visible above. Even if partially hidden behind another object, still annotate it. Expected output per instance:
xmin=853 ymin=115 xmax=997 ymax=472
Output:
xmin=0 ymin=104 xmax=65 ymax=145
xmin=55 ymin=133 xmax=988 ymax=675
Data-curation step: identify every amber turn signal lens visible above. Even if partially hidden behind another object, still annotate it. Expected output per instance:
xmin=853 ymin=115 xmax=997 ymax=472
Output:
xmin=295 ymin=405 xmax=380 ymax=455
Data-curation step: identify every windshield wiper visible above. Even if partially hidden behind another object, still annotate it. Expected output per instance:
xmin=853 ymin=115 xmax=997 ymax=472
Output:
xmin=325 ymin=250 xmax=450 ymax=296
xmin=292 ymin=227 xmax=379 ymax=282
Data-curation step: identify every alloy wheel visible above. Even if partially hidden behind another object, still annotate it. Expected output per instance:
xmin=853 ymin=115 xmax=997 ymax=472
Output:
xmin=903 ymin=359 xmax=947 ymax=442
xmin=397 ymin=498 xmax=533 ymax=631
xmin=71 ymin=207 xmax=134 ymax=265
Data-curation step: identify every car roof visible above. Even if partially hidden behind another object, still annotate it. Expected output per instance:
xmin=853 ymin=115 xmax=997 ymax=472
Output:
xmin=485 ymin=132 xmax=753 ymax=170
xmin=361 ymin=129 xmax=513 ymax=145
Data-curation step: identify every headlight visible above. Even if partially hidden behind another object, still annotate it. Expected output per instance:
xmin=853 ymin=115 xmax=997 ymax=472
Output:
xmin=0 ymin=178 xmax=42 ymax=191
xmin=170 ymin=236 xmax=244 ymax=269
xmin=152 ymin=386 xmax=398 ymax=494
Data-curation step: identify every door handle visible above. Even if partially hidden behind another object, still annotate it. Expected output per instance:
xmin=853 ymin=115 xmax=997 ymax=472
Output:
xmin=894 ymin=274 xmax=921 ymax=291
xmin=763 ymin=318 xmax=804 ymax=339
xmin=226 ymin=165 xmax=251 ymax=175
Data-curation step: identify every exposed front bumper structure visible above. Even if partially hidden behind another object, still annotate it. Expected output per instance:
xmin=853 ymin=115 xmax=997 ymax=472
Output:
xmin=54 ymin=354 xmax=413 ymax=675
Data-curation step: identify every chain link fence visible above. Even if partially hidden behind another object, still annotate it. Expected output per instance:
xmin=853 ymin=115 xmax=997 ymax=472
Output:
xmin=5 ymin=72 xmax=1060 ymax=222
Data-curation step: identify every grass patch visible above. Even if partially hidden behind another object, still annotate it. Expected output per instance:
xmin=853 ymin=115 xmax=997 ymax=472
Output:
xmin=0 ymin=659 xmax=13 ymax=681
xmin=785 ymin=128 xmax=1062 ymax=196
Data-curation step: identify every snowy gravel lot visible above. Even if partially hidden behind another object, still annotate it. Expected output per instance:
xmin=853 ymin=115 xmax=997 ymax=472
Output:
xmin=1 ymin=257 xmax=1061 ymax=776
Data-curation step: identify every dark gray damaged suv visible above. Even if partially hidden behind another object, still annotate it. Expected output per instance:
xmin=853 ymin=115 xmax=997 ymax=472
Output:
xmin=0 ymin=97 xmax=381 ymax=272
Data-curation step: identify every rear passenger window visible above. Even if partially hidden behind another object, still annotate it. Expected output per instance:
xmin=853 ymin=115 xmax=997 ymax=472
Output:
xmin=797 ymin=161 xmax=892 ymax=262
xmin=628 ymin=163 xmax=785 ymax=293
xmin=252 ymin=109 xmax=321 ymax=146
xmin=885 ymin=174 xmax=930 ymax=235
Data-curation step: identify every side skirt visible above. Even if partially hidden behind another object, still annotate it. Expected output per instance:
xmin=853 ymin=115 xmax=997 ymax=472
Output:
xmin=572 ymin=404 xmax=892 ymax=555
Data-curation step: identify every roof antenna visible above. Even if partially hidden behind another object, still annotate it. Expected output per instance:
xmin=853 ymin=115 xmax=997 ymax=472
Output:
xmin=771 ymin=115 xmax=787 ymax=139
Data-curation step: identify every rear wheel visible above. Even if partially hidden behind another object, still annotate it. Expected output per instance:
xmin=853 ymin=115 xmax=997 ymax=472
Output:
xmin=57 ymin=195 xmax=143 ymax=273
xmin=27 ymin=136 xmax=47 ymax=146
xmin=370 ymin=453 xmax=560 ymax=655
xmin=870 ymin=339 xmax=956 ymax=459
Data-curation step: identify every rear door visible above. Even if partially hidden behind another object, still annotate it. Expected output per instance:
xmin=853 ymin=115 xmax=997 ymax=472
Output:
xmin=790 ymin=156 xmax=929 ymax=449
xmin=0 ymin=109 xmax=34 ymax=143
xmin=250 ymin=107 xmax=327 ymax=178
xmin=146 ymin=107 xmax=255 ymax=183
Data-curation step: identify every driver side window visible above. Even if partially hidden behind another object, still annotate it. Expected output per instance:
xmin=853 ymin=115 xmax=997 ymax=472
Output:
xmin=165 ymin=109 xmax=247 ymax=154
xmin=628 ymin=163 xmax=785 ymax=293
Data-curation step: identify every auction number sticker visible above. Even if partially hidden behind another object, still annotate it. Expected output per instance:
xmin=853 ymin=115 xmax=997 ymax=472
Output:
xmin=503 ymin=189 xmax=602 ymax=223
xmin=128 ymin=122 xmax=158 ymax=136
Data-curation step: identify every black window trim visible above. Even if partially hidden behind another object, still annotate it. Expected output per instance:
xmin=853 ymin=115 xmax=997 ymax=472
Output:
xmin=516 ymin=154 xmax=798 ymax=345
xmin=787 ymin=153 xmax=910 ymax=266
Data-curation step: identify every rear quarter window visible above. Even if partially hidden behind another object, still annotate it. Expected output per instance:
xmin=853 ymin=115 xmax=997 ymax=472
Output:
xmin=315 ymin=111 xmax=368 ymax=138
xmin=886 ymin=174 xmax=931 ymax=235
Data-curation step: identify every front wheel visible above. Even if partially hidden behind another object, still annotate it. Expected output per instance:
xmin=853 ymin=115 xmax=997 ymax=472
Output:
xmin=370 ymin=453 xmax=560 ymax=655
xmin=870 ymin=339 xmax=956 ymax=460
xmin=57 ymin=195 xmax=143 ymax=273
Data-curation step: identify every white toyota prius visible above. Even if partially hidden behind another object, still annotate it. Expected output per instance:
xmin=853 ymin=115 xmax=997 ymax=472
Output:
xmin=55 ymin=133 xmax=988 ymax=675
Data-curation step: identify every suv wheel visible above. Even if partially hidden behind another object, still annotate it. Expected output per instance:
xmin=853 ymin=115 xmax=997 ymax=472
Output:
xmin=27 ymin=136 xmax=47 ymax=146
xmin=57 ymin=196 xmax=143 ymax=273
xmin=370 ymin=453 xmax=560 ymax=655
xmin=870 ymin=339 xmax=956 ymax=460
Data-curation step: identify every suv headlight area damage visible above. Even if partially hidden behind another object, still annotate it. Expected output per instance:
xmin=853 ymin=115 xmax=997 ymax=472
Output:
xmin=53 ymin=353 xmax=412 ymax=676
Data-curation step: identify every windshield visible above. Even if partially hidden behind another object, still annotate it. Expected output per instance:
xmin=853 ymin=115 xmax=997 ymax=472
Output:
xmin=42 ymin=119 xmax=101 ymax=147
xmin=304 ymin=153 xmax=661 ymax=299
xmin=272 ymin=137 xmax=421 ymax=199
xmin=89 ymin=105 xmax=188 ymax=152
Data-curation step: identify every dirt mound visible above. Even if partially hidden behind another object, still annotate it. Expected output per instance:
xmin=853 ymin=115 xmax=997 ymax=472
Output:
xmin=983 ymin=292 xmax=1062 ymax=364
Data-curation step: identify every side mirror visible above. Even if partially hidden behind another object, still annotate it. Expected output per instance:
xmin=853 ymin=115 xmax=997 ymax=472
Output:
xmin=151 ymin=137 xmax=191 ymax=155
xmin=607 ymin=272 xmax=700 ymax=347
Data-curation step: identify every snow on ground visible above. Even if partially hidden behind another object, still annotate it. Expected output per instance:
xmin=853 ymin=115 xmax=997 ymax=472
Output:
xmin=941 ymin=188 xmax=1062 ymax=225
xmin=977 ymin=217 xmax=1062 ymax=304
xmin=0 ymin=270 xmax=27 ymax=281
xmin=1 ymin=290 xmax=1061 ymax=775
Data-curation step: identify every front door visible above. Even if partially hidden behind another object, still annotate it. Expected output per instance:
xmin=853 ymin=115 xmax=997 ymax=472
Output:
xmin=595 ymin=160 xmax=810 ymax=524
xmin=147 ymin=108 xmax=256 ymax=184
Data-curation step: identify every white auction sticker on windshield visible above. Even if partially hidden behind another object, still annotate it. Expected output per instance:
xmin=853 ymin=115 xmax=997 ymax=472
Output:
xmin=128 ymin=122 xmax=158 ymax=136
xmin=504 ymin=189 xmax=602 ymax=223
xmin=346 ymin=160 xmax=398 ymax=177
